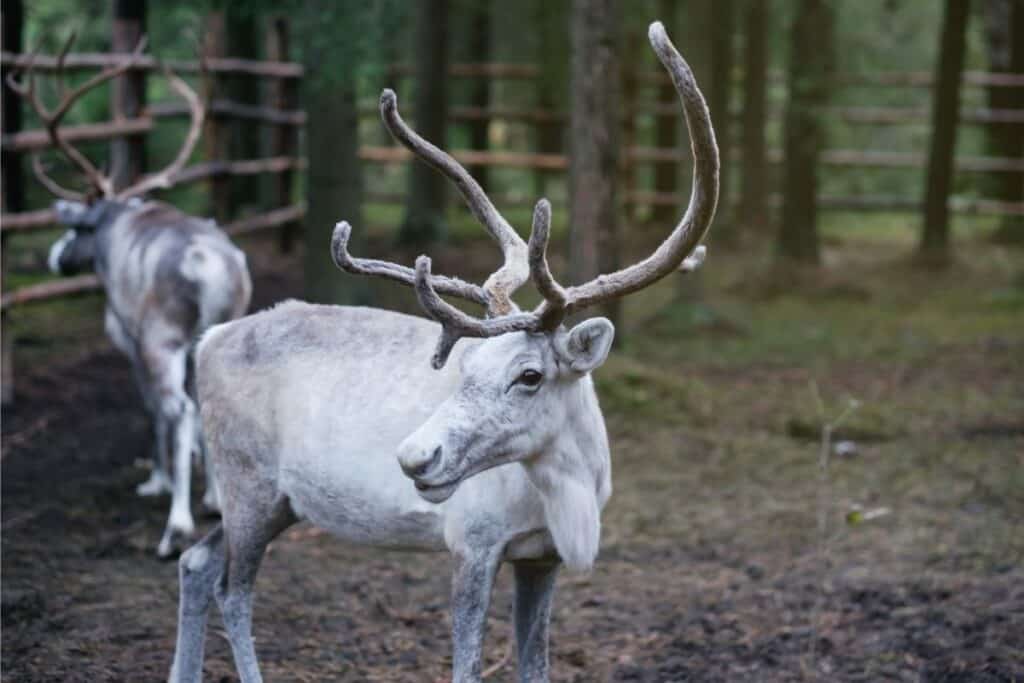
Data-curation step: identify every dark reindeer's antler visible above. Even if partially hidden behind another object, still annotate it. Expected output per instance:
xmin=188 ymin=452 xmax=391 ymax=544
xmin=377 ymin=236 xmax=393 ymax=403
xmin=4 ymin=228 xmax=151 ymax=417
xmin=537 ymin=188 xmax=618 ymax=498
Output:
xmin=6 ymin=32 xmax=147 ymax=200
xmin=115 ymin=65 xmax=205 ymax=200
xmin=332 ymin=21 xmax=720 ymax=369
xmin=6 ymin=33 xmax=205 ymax=202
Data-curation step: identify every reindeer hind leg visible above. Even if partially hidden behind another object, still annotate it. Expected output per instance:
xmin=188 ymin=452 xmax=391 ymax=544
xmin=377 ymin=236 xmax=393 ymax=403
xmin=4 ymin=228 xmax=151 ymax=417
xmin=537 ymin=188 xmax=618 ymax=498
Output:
xmin=214 ymin=494 xmax=296 ymax=683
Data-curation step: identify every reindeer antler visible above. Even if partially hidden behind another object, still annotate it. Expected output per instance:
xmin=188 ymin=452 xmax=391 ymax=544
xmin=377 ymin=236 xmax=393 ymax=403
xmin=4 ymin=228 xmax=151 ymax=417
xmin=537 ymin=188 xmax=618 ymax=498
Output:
xmin=6 ymin=32 xmax=148 ymax=200
xmin=332 ymin=21 xmax=719 ymax=369
xmin=378 ymin=89 xmax=529 ymax=316
xmin=115 ymin=65 xmax=205 ymax=200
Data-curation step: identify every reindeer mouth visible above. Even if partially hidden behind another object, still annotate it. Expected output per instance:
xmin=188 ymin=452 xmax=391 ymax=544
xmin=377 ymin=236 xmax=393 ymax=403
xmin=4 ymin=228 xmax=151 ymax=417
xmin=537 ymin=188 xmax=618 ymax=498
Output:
xmin=414 ymin=478 xmax=460 ymax=504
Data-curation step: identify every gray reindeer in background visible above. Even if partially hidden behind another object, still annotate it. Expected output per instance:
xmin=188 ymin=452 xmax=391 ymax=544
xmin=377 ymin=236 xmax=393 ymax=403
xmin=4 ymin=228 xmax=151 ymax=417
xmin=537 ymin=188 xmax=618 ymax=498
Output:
xmin=169 ymin=21 xmax=717 ymax=683
xmin=8 ymin=36 xmax=252 ymax=557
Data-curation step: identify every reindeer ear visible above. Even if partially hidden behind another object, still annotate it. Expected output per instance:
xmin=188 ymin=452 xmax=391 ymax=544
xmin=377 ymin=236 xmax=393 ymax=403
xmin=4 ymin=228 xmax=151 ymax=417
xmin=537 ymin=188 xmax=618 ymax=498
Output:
xmin=559 ymin=318 xmax=615 ymax=375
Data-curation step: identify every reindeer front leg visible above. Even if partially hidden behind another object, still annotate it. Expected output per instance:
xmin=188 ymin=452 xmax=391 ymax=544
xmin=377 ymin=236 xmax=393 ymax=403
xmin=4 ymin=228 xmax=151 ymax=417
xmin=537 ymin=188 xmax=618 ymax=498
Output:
xmin=512 ymin=560 xmax=559 ymax=683
xmin=450 ymin=545 xmax=503 ymax=683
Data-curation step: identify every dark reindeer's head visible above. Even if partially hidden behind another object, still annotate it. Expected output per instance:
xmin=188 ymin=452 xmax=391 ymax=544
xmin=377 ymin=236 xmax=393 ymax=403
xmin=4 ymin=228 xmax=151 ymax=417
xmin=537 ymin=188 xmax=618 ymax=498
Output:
xmin=331 ymin=20 xmax=718 ymax=526
xmin=47 ymin=199 xmax=134 ymax=275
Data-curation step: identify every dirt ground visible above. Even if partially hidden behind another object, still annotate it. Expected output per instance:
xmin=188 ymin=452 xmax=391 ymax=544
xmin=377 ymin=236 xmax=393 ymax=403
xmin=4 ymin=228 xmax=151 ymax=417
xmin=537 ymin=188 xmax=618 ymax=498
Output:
xmin=3 ymin=234 xmax=1023 ymax=682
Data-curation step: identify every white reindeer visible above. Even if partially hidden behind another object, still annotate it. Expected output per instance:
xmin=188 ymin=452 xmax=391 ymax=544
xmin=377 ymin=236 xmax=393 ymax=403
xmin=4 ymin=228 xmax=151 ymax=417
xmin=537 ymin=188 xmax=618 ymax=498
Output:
xmin=8 ymin=36 xmax=252 ymax=557
xmin=169 ymin=22 xmax=717 ymax=683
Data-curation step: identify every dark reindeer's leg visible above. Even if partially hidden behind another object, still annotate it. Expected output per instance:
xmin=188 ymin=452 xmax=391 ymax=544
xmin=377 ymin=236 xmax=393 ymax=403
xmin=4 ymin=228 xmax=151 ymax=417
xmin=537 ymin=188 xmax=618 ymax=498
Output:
xmin=214 ymin=495 xmax=296 ymax=683
xmin=137 ymin=403 xmax=173 ymax=497
xmin=512 ymin=560 xmax=560 ymax=683
xmin=140 ymin=335 xmax=198 ymax=558
xmin=169 ymin=525 xmax=225 ymax=683
xmin=450 ymin=546 xmax=504 ymax=683
xmin=108 ymin=307 xmax=171 ymax=498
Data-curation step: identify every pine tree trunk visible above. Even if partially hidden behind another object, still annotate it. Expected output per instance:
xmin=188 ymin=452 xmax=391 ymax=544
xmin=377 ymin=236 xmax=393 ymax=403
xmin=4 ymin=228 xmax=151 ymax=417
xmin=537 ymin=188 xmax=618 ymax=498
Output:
xmin=226 ymin=6 xmax=263 ymax=212
xmin=709 ymin=0 xmax=735 ymax=234
xmin=533 ymin=0 xmax=568 ymax=199
xmin=2 ymin=0 xmax=24 ymax=213
xmin=399 ymin=0 xmax=449 ymax=246
xmin=740 ymin=0 xmax=768 ymax=236
xmin=467 ymin=1 xmax=490 ymax=191
xmin=569 ymin=0 xmax=620 ymax=329
xmin=983 ymin=0 xmax=1024 ymax=243
xmin=778 ymin=0 xmax=833 ymax=264
xmin=303 ymin=10 xmax=365 ymax=304
xmin=920 ymin=0 xmax=969 ymax=262
xmin=1 ymin=0 xmax=23 ymax=407
xmin=110 ymin=0 xmax=146 ymax=193
xmin=203 ymin=10 xmax=231 ymax=222
xmin=651 ymin=0 xmax=679 ymax=225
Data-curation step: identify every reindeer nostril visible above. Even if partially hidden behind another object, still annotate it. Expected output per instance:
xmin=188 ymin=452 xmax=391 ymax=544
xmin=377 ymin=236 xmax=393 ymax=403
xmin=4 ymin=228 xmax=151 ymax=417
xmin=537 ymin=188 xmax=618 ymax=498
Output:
xmin=406 ymin=445 xmax=442 ymax=478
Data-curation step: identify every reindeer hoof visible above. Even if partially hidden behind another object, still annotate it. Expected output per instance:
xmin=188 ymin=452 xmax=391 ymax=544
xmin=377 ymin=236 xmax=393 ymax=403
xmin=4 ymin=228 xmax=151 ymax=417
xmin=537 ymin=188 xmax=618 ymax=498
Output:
xmin=137 ymin=470 xmax=173 ymax=497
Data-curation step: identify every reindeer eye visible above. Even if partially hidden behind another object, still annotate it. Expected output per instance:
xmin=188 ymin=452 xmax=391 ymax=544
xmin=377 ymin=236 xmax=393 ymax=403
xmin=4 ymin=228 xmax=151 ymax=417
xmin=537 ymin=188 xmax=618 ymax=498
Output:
xmin=517 ymin=369 xmax=543 ymax=387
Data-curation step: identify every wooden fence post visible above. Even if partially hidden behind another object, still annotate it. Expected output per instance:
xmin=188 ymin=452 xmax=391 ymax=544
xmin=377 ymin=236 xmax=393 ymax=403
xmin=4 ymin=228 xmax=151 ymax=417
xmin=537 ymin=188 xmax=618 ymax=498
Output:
xmin=266 ymin=15 xmax=298 ymax=252
xmin=203 ymin=10 xmax=231 ymax=223
xmin=110 ymin=0 xmax=147 ymax=192
xmin=620 ymin=31 xmax=638 ymax=226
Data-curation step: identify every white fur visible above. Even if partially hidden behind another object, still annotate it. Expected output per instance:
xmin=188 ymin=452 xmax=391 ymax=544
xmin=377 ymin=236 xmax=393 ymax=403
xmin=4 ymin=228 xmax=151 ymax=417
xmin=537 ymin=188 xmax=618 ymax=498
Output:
xmin=47 ymin=230 xmax=76 ymax=274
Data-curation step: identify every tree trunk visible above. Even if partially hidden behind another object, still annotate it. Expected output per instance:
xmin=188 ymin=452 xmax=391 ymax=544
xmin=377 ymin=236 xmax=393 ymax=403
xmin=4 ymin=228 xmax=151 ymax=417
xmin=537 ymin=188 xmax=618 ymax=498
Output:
xmin=203 ymin=10 xmax=231 ymax=222
xmin=302 ymin=6 xmax=366 ymax=304
xmin=650 ymin=0 xmax=680 ymax=225
xmin=467 ymin=1 xmax=490 ymax=191
xmin=740 ymin=0 xmax=768 ymax=236
xmin=919 ymin=0 xmax=970 ymax=262
xmin=110 ymin=0 xmax=146 ymax=193
xmin=2 ymin=0 xmax=24 ymax=214
xmin=226 ymin=5 xmax=263 ymax=212
xmin=709 ymin=0 xmax=735 ymax=235
xmin=399 ymin=0 xmax=449 ymax=246
xmin=983 ymin=0 xmax=1024 ymax=243
xmin=533 ymin=0 xmax=568 ymax=199
xmin=569 ymin=0 xmax=620 ymax=329
xmin=778 ymin=0 xmax=833 ymax=264
xmin=266 ymin=16 xmax=299 ymax=252
xmin=1 ymin=0 xmax=23 ymax=407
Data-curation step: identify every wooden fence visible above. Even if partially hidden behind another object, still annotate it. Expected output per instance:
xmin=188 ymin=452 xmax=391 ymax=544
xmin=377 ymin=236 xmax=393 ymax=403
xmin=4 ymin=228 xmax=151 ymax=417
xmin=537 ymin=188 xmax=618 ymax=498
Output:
xmin=0 ymin=24 xmax=304 ymax=403
xmin=358 ymin=62 xmax=1024 ymax=218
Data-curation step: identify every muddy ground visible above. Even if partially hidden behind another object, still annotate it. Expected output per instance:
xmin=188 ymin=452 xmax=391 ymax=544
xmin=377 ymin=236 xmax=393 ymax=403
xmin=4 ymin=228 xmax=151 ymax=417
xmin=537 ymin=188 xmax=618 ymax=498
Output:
xmin=3 ymin=235 xmax=1023 ymax=681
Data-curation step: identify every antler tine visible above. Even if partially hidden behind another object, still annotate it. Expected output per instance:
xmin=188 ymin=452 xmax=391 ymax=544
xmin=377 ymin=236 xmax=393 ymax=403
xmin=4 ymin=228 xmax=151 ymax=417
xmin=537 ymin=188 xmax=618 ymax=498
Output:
xmin=413 ymin=256 xmax=541 ymax=369
xmin=30 ymin=154 xmax=87 ymax=201
xmin=54 ymin=31 xmax=76 ymax=99
xmin=117 ymin=63 xmax=204 ymax=199
xmin=526 ymin=199 xmax=569 ymax=330
xmin=555 ymin=21 xmax=719 ymax=318
xmin=379 ymin=89 xmax=529 ymax=315
xmin=330 ymin=222 xmax=489 ymax=306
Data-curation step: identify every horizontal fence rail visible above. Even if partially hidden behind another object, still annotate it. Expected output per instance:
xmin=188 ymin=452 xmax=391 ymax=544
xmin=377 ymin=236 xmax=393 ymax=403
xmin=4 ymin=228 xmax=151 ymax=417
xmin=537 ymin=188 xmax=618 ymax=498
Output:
xmin=0 ymin=157 xmax=307 ymax=234
xmin=0 ymin=51 xmax=303 ymax=77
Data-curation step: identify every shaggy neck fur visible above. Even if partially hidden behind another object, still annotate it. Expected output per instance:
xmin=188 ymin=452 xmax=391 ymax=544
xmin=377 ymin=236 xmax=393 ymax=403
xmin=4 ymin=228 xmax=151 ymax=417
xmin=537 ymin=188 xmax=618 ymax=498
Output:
xmin=523 ymin=375 xmax=610 ymax=571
